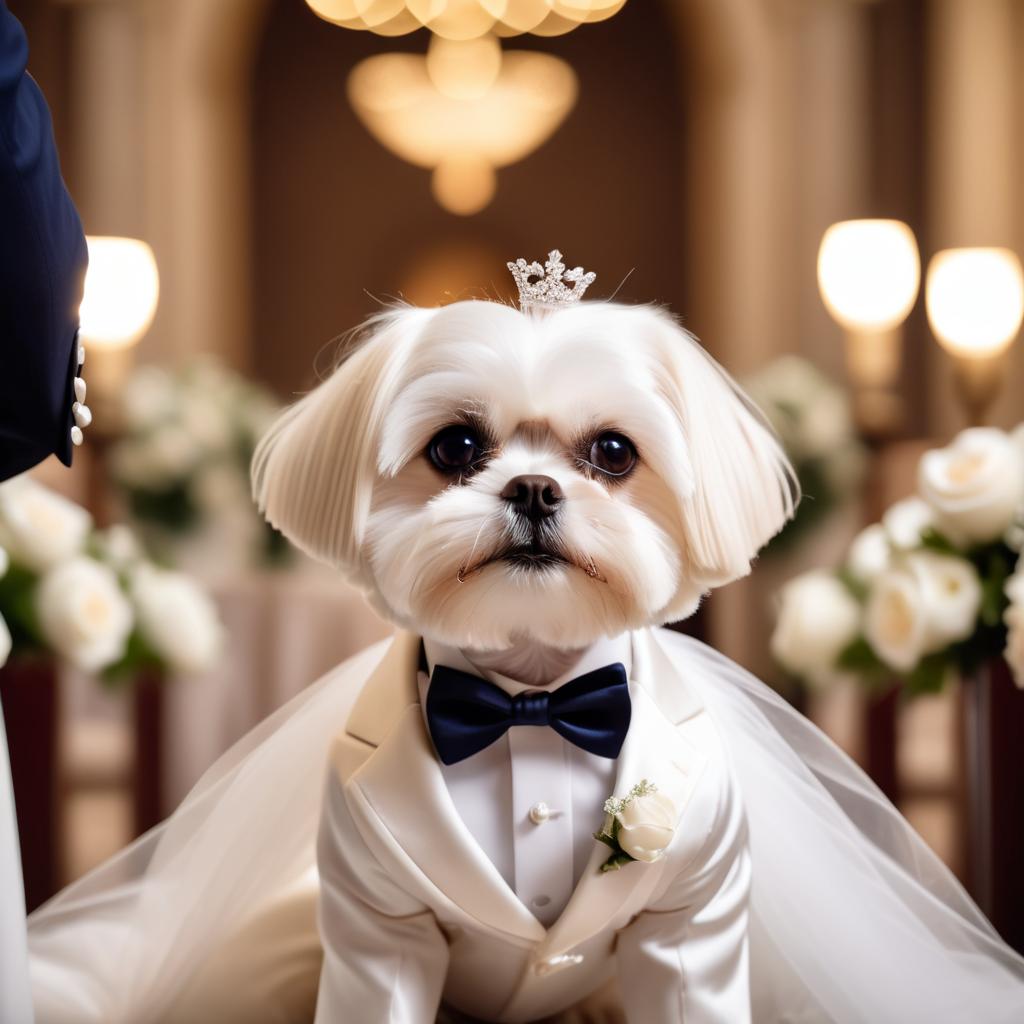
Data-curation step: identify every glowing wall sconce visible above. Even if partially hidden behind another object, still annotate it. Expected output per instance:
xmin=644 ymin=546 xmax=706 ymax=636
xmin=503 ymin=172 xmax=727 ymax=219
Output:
xmin=926 ymin=247 xmax=1023 ymax=424
xmin=817 ymin=219 xmax=920 ymax=437
xmin=80 ymin=236 xmax=160 ymax=351
xmin=79 ymin=236 xmax=160 ymax=436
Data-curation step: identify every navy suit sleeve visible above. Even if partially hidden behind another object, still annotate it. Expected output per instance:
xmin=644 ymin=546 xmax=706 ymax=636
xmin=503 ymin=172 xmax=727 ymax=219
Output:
xmin=0 ymin=1 xmax=87 ymax=481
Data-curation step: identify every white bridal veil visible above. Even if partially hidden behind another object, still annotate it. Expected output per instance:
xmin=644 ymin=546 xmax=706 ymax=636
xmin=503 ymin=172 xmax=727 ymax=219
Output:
xmin=26 ymin=630 xmax=1024 ymax=1023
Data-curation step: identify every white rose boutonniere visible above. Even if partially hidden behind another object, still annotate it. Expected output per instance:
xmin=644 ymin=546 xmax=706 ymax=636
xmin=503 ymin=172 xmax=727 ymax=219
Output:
xmin=594 ymin=779 xmax=676 ymax=872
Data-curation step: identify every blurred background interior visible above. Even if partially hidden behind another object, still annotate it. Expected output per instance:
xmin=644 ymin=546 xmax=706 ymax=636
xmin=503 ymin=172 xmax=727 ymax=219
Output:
xmin=3 ymin=0 xmax=1024 ymax=952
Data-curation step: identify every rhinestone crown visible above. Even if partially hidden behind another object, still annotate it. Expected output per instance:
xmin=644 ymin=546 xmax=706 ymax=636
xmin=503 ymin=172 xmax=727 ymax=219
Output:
xmin=507 ymin=249 xmax=596 ymax=310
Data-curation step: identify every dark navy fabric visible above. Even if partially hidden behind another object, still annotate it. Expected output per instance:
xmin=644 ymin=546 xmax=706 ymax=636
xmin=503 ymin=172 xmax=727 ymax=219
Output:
xmin=0 ymin=2 xmax=87 ymax=481
xmin=425 ymin=662 xmax=632 ymax=766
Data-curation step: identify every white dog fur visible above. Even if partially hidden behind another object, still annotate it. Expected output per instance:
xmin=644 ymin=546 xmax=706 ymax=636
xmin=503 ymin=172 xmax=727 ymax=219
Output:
xmin=252 ymin=299 xmax=797 ymax=653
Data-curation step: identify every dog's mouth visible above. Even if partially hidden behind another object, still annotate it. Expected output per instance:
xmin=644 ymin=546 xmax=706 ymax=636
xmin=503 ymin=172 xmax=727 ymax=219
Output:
xmin=457 ymin=540 xmax=606 ymax=583
xmin=502 ymin=542 xmax=570 ymax=569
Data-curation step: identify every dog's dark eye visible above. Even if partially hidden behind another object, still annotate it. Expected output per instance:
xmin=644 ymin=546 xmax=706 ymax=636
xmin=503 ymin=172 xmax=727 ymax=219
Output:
xmin=427 ymin=425 xmax=484 ymax=475
xmin=589 ymin=432 xmax=638 ymax=477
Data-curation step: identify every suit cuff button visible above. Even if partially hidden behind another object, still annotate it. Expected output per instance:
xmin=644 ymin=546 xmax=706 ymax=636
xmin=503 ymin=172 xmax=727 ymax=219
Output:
xmin=533 ymin=953 xmax=584 ymax=976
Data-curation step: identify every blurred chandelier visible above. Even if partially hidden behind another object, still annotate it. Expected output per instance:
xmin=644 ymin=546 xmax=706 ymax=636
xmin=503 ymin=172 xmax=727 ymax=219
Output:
xmin=309 ymin=2 xmax=627 ymax=214
xmin=348 ymin=34 xmax=576 ymax=214
xmin=305 ymin=0 xmax=628 ymax=39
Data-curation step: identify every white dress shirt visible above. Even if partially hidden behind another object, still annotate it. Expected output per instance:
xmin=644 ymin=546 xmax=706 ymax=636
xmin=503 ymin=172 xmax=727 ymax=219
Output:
xmin=419 ymin=636 xmax=630 ymax=926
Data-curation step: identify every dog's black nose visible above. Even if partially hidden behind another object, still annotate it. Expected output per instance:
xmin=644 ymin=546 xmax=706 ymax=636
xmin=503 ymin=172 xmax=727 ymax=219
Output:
xmin=501 ymin=474 xmax=564 ymax=520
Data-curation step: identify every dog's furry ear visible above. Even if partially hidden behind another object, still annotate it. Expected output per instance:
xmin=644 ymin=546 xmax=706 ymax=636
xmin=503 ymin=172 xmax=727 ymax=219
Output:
xmin=252 ymin=307 xmax=428 ymax=581
xmin=650 ymin=311 xmax=798 ymax=595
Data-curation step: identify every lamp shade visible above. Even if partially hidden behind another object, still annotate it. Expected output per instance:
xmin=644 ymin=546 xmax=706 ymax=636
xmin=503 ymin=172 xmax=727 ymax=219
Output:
xmin=817 ymin=220 xmax=920 ymax=332
xmin=79 ymin=236 xmax=159 ymax=350
xmin=925 ymin=247 xmax=1024 ymax=359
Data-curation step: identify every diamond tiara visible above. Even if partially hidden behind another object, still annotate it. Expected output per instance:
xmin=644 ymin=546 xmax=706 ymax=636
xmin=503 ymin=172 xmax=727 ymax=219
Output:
xmin=507 ymin=249 xmax=597 ymax=310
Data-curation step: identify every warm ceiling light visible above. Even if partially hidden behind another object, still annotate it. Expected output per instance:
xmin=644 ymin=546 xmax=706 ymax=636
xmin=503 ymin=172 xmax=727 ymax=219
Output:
xmin=431 ymin=155 xmax=496 ymax=214
xmin=426 ymin=33 xmax=501 ymax=99
xmin=926 ymin=248 xmax=1024 ymax=359
xmin=348 ymin=47 xmax=576 ymax=215
xmin=817 ymin=219 xmax=920 ymax=332
xmin=306 ymin=0 xmax=628 ymax=38
xmin=79 ymin=236 xmax=159 ymax=349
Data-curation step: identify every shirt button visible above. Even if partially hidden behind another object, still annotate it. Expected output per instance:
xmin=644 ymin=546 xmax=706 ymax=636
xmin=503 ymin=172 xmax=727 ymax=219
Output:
xmin=528 ymin=802 xmax=551 ymax=825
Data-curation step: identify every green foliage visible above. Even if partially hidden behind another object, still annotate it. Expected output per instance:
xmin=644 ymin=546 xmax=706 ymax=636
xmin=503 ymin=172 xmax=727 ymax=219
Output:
xmin=840 ymin=538 xmax=1016 ymax=699
xmin=599 ymin=853 xmax=634 ymax=873
xmin=836 ymin=635 xmax=885 ymax=675
xmin=100 ymin=629 xmax=166 ymax=690
xmin=128 ymin=483 xmax=200 ymax=533
xmin=762 ymin=458 xmax=836 ymax=557
xmin=918 ymin=528 xmax=959 ymax=557
xmin=905 ymin=653 xmax=949 ymax=696
xmin=0 ymin=563 xmax=43 ymax=654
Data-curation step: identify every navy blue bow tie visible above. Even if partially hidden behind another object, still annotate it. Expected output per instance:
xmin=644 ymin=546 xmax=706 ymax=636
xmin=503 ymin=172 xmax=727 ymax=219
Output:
xmin=425 ymin=662 xmax=631 ymax=766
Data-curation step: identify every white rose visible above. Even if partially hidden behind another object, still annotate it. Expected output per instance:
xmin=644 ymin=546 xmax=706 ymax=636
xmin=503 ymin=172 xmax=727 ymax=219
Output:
xmin=616 ymin=790 xmax=676 ymax=863
xmin=0 ymin=476 xmax=92 ymax=573
xmin=847 ymin=523 xmax=891 ymax=584
xmin=0 ymin=543 xmax=8 ymax=578
xmin=909 ymin=551 xmax=982 ymax=645
xmin=864 ymin=552 xmax=981 ymax=672
xmin=113 ymin=427 xmax=199 ymax=490
xmin=796 ymin=385 xmax=854 ymax=461
xmin=95 ymin=525 xmax=143 ymax=573
xmin=882 ymin=497 xmax=935 ymax=551
xmin=919 ymin=428 xmax=1024 ymax=545
xmin=189 ymin=462 xmax=248 ymax=516
xmin=180 ymin=393 xmax=233 ymax=452
xmin=771 ymin=571 xmax=861 ymax=682
xmin=36 ymin=557 xmax=133 ymax=672
xmin=1011 ymin=423 xmax=1024 ymax=462
xmin=131 ymin=564 xmax=223 ymax=673
xmin=864 ymin=566 xmax=929 ymax=672
xmin=122 ymin=365 xmax=177 ymax=432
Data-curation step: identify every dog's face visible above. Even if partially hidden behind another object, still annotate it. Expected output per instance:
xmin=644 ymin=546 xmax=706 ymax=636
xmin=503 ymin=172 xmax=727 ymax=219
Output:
xmin=254 ymin=301 xmax=795 ymax=650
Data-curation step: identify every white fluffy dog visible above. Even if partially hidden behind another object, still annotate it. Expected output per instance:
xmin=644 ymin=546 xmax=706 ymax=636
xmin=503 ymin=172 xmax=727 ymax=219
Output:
xmin=253 ymin=299 xmax=795 ymax=657
xmin=32 ymin=294 xmax=1013 ymax=1024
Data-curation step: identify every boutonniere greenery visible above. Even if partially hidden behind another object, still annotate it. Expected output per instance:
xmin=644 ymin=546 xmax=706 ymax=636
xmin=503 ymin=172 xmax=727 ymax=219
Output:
xmin=594 ymin=778 xmax=677 ymax=872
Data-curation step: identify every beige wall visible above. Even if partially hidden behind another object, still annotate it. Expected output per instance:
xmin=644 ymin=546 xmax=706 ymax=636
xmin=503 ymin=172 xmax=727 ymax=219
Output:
xmin=15 ymin=0 xmax=1024 ymax=670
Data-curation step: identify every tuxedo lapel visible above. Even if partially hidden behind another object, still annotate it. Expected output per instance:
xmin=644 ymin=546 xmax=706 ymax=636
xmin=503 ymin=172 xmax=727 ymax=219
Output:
xmin=335 ymin=628 xmax=707 ymax=958
xmin=536 ymin=633 xmax=709 ymax=961
xmin=341 ymin=633 xmax=546 ymax=946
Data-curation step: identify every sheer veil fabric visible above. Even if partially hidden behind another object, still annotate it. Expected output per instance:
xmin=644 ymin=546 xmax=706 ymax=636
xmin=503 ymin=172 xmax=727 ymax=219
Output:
xmin=27 ymin=630 xmax=1024 ymax=1023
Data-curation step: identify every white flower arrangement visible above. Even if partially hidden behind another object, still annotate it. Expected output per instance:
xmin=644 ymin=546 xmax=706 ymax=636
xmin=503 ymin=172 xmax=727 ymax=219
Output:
xmin=594 ymin=779 xmax=676 ymax=872
xmin=110 ymin=359 xmax=288 ymax=571
xmin=743 ymin=356 xmax=865 ymax=554
xmin=0 ymin=476 xmax=223 ymax=680
xmin=772 ymin=424 xmax=1024 ymax=695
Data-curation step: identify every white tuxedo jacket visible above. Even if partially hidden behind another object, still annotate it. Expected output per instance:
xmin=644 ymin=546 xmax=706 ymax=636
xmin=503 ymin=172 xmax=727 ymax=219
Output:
xmin=315 ymin=629 xmax=751 ymax=1024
